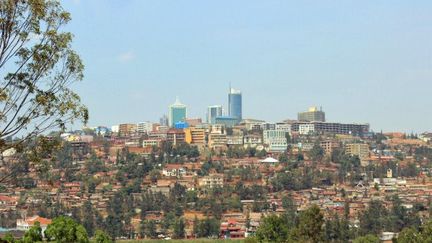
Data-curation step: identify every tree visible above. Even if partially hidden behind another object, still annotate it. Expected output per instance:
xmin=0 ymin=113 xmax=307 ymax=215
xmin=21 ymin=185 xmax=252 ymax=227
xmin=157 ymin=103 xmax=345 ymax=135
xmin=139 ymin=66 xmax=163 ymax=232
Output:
xmin=2 ymin=232 xmax=16 ymax=243
xmin=281 ymin=194 xmax=297 ymax=228
xmin=309 ymin=142 xmax=325 ymax=162
xmin=359 ymin=200 xmax=389 ymax=235
xmin=172 ymin=218 xmax=186 ymax=239
xmin=296 ymin=205 xmax=324 ymax=242
xmin=94 ymin=230 xmax=113 ymax=243
xmin=22 ymin=221 xmax=43 ymax=243
xmin=139 ymin=221 xmax=146 ymax=239
xmin=82 ymin=201 xmax=95 ymax=237
xmin=145 ymin=220 xmax=157 ymax=239
xmin=104 ymin=215 xmax=122 ymax=238
xmin=323 ymin=213 xmax=350 ymax=243
xmin=0 ymin=0 xmax=88 ymax=183
xmin=255 ymin=214 xmax=289 ymax=243
xmin=396 ymin=227 xmax=422 ymax=243
xmin=256 ymin=149 xmax=267 ymax=158
xmin=197 ymin=218 xmax=220 ymax=238
xmin=278 ymin=153 xmax=288 ymax=163
xmin=45 ymin=216 xmax=89 ymax=243
xmin=193 ymin=216 xmax=199 ymax=237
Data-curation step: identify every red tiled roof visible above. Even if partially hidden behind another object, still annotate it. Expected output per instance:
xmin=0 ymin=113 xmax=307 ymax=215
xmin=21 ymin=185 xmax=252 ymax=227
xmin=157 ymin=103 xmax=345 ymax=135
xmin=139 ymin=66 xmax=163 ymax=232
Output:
xmin=0 ymin=195 xmax=15 ymax=202
xmin=26 ymin=216 xmax=52 ymax=226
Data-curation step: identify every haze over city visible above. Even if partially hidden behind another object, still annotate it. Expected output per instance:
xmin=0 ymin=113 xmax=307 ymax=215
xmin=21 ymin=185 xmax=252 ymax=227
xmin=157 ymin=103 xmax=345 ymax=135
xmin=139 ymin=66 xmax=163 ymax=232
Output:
xmin=63 ymin=0 xmax=432 ymax=133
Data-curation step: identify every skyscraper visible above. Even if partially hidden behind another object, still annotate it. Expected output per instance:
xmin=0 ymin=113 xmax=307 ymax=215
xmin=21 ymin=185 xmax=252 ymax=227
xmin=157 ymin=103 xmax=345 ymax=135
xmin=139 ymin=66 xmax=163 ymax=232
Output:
xmin=207 ymin=105 xmax=223 ymax=124
xmin=168 ymin=97 xmax=187 ymax=127
xmin=228 ymin=87 xmax=242 ymax=121
xmin=159 ymin=114 xmax=168 ymax=126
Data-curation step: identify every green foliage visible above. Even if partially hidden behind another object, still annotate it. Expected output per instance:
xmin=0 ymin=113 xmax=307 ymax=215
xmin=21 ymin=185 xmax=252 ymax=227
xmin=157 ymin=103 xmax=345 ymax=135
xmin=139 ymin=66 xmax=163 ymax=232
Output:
xmin=338 ymin=154 xmax=361 ymax=184
xmin=323 ymin=213 xmax=350 ymax=243
xmin=196 ymin=218 xmax=220 ymax=238
xmin=93 ymin=230 xmax=113 ymax=243
xmin=270 ymin=167 xmax=318 ymax=191
xmin=199 ymin=160 xmax=224 ymax=176
xmin=352 ymin=234 xmax=380 ymax=243
xmin=255 ymin=214 xmax=289 ymax=243
xmin=82 ymin=201 xmax=96 ymax=237
xmin=2 ymin=233 xmax=16 ymax=243
xmin=0 ymin=0 xmax=88 ymax=158
xmin=396 ymin=227 xmax=422 ymax=243
xmin=359 ymin=200 xmax=388 ymax=235
xmin=309 ymin=142 xmax=325 ymax=162
xmin=296 ymin=205 xmax=324 ymax=242
xmin=145 ymin=220 xmax=158 ymax=239
xmin=278 ymin=153 xmax=288 ymax=163
xmin=256 ymin=149 xmax=267 ymax=158
xmin=172 ymin=218 xmax=186 ymax=239
xmin=22 ymin=221 xmax=43 ymax=243
xmin=45 ymin=216 xmax=89 ymax=243
xmin=226 ymin=146 xmax=247 ymax=158
xmin=281 ymin=194 xmax=297 ymax=228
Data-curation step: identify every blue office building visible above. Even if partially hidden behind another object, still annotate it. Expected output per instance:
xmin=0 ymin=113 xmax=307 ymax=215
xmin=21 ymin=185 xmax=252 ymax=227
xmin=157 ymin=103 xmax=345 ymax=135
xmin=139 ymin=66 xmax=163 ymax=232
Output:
xmin=228 ymin=88 xmax=242 ymax=121
xmin=174 ymin=121 xmax=189 ymax=129
xmin=169 ymin=97 xmax=187 ymax=127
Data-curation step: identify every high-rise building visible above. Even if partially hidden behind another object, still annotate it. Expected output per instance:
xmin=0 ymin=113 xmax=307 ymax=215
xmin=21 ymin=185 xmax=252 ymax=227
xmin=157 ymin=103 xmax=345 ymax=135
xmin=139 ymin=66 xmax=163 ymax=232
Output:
xmin=228 ymin=88 xmax=242 ymax=121
xmin=159 ymin=115 xmax=168 ymax=127
xmin=207 ymin=105 xmax=223 ymax=124
xmin=298 ymin=106 xmax=325 ymax=122
xmin=168 ymin=97 xmax=187 ymax=127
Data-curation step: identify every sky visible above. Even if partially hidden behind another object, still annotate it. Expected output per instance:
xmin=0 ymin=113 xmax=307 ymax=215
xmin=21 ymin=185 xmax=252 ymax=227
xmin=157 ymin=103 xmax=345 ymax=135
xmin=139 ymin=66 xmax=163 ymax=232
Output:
xmin=62 ymin=0 xmax=432 ymax=133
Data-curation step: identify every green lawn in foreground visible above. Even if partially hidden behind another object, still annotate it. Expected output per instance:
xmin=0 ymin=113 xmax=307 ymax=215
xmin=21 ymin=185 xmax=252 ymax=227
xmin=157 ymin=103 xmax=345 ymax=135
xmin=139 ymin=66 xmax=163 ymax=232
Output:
xmin=120 ymin=239 xmax=245 ymax=243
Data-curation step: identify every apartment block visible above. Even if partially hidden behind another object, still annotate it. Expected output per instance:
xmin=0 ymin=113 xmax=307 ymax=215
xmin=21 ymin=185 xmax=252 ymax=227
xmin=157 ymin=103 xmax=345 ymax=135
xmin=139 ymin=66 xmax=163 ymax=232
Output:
xmin=184 ymin=127 xmax=206 ymax=146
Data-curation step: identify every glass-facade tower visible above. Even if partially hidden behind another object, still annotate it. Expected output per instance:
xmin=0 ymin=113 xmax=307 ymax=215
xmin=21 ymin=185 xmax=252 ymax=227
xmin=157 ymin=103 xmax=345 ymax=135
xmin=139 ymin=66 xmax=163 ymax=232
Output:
xmin=207 ymin=105 xmax=223 ymax=124
xmin=169 ymin=98 xmax=187 ymax=127
xmin=228 ymin=88 xmax=242 ymax=121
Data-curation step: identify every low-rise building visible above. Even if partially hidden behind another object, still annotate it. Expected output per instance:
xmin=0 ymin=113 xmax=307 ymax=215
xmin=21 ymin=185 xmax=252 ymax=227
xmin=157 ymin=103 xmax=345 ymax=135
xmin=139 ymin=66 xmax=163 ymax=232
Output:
xmin=167 ymin=129 xmax=186 ymax=145
xmin=263 ymin=130 xmax=287 ymax=152
xmin=17 ymin=216 xmax=52 ymax=237
xmin=184 ymin=127 xmax=206 ymax=146
xmin=227 ymin=135 xmax=244 ymax=146
xmin=208 ymin=125 xmax=227 ymax=149
xmin=162 ymin=164 xmax=187 ymax=177
xmin=345 ymin=143 xmax=369 ymax=165
xmin=199 ymin=174 xmax=224 ymax=188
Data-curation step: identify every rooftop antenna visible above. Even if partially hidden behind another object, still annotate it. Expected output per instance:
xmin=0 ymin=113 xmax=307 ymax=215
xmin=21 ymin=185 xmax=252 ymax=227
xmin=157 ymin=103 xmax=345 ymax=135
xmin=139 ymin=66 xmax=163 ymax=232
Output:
xmin=229 ymin=81 xmax=232 ymax=94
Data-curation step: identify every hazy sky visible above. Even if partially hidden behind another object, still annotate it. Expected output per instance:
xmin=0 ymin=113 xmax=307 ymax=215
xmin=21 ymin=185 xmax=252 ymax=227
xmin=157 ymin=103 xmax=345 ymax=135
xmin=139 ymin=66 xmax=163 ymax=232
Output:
xmin=63 ymin=0 xmax=432 ymax=132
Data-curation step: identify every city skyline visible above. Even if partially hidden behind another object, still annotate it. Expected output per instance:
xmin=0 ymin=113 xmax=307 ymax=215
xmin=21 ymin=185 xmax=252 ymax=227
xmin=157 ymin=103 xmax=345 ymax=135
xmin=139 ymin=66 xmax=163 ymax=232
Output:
xmin=2 ymin=2 xmax=432 ymax=242
xmin=63 ymin=1 xmax=432 ymax=133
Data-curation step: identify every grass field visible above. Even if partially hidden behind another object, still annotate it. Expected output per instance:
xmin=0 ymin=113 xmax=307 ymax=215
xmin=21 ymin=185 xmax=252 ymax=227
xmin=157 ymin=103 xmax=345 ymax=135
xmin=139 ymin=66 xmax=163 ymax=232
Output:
xmin=121 ymin=239 xmax=245 ymax=243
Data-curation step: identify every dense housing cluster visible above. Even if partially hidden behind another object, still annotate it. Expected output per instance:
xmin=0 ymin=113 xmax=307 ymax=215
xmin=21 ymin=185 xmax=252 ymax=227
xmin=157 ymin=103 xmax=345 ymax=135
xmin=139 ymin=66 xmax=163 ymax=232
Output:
xmin=1 ymin=102 xmax=432 ymax=242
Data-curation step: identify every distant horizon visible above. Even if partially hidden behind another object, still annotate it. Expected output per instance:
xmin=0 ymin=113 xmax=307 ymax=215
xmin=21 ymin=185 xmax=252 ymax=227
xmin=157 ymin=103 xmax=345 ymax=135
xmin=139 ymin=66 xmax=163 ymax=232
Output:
xmin=62 ymin=1 xmax=431 ymax=133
